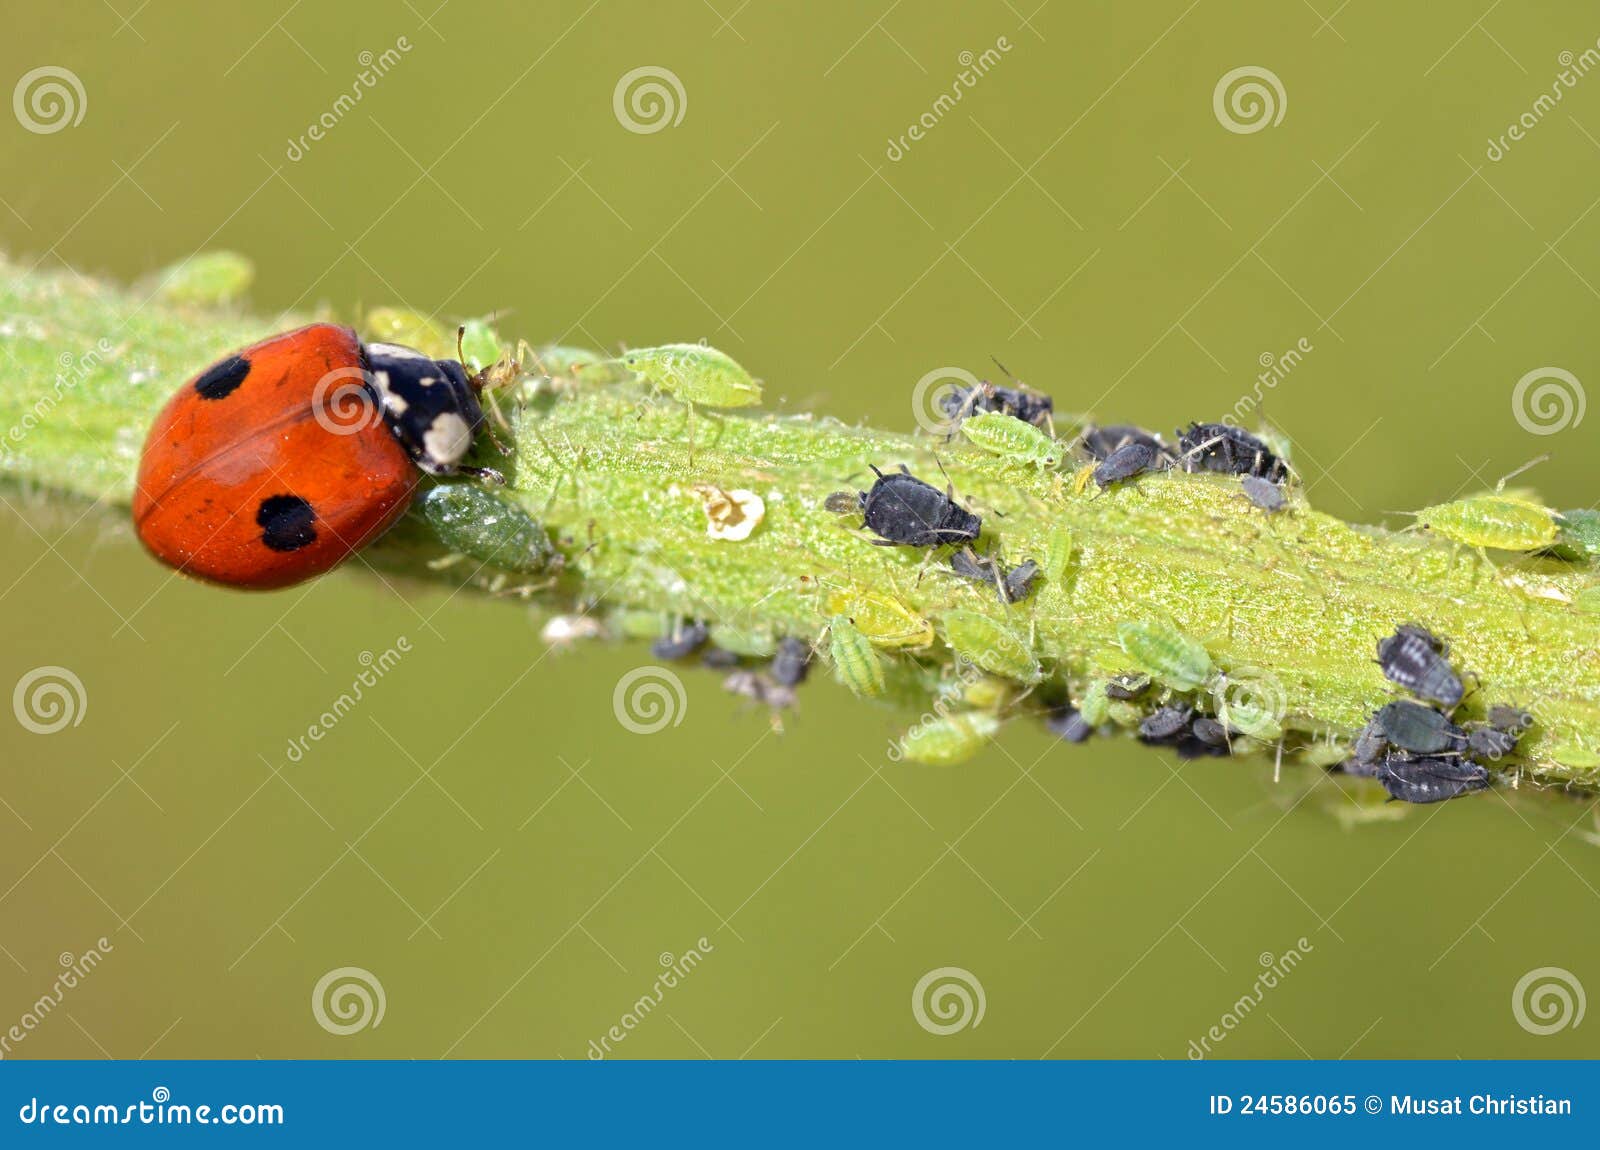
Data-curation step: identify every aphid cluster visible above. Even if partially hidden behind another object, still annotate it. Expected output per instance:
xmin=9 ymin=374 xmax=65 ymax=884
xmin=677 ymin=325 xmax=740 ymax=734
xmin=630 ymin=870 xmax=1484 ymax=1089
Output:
xmin=1176 ymin=422 xmax=1289 ymax=484
xmin=1341 ymin=624 xmax=1535 ymax=803
xmin=938 ymin=377 xmax=1054 ymax=431
xmin=948 ymin=547 xmax=1039 ymax=604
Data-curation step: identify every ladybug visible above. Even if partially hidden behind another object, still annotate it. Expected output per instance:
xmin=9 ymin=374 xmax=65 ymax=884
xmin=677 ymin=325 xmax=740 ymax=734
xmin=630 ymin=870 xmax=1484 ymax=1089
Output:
xmin=133 ymin=323 xmax=502 ymax=590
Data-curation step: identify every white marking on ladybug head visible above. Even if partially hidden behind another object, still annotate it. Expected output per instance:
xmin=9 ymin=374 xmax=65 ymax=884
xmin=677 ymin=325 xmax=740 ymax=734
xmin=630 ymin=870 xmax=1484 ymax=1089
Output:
xmin=423 ymin=412 xmax=472 ymax=465
xmin=369 ymin=370 xmax=409 ymax=414
xmin=368 ymin=343 xmax=430 ymax=361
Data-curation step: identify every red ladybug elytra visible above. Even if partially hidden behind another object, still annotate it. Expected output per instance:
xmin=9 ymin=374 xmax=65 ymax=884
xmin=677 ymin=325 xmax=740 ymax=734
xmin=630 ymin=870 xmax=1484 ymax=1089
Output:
xmin=133 ymin=323 xmax=498 ymax=590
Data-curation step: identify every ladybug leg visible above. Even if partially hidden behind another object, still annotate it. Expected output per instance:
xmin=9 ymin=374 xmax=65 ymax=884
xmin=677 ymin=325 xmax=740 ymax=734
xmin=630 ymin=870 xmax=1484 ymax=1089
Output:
xmin=459 ymin=465 xmax=507 ymax=486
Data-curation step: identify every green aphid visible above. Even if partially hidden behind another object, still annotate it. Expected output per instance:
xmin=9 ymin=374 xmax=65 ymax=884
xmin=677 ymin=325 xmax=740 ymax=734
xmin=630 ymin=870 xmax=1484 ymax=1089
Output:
xmin=612 ymin=609 xmax=666 ymax=642
xmin=1116 ymin=619 xmax=1211 ymax=692
xmin=1576 ymin=585 xmax=1600 ymax=615
xmin=1106 ymin=700 xmax=1144 ymax=728
xmin=152 ymin=251 xmax=254 ymax=307
xmin=1043 ymin=525 xmax=1073 ymax=584
xmin=1217 ymin=694 xmax=1282 ymax=742
xmin=1414 ymin=492 xmax=1559 ymax=552
xmin=616 ymin=343 xmax=762 ymax=463
xmin=707 ymin=624 xmax=777 ymax=660
xmin=458 ymin=318 xmax=504 ymax=372
xmin=1301 ymin=736 xmax=1349 ymax=770
xmin=419 ymin=485 xmax=559 ymax=573
xmin=364 ymin=307 xmax=456 ymax=358
xmin=962 ymin=674 xmax=1013 ymax=712
xmin=942 ymin=609 xmax=1041 ymax=684
xmin=1550 ymin=737 xmax=1600 ymax=772
xmin=961 ymin=411 xmax=1059 ymax=470
xmin=899 ymin=713 xmax=1001 ymax=766
xmin=544 ymin=345 xmax=627 ymax=383
xmin=1549 ymin=509 xmax=1600 ymax=562
xmin=621 ymin=343 xmax=763 ymax=408
xmin=828 ymin=615 xmax=886 ymax=698
xmin=1078 ymin=679 xmax=1111 ymax=727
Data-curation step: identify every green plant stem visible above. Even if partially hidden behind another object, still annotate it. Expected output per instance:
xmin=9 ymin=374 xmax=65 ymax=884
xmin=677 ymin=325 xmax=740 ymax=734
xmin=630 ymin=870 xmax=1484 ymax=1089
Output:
xmin=3 ymin=256 xmax=1598 ymax=789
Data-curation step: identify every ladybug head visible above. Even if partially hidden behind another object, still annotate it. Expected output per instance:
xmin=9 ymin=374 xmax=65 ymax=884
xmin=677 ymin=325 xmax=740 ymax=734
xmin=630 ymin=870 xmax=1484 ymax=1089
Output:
xmin=364 ymin=342 xmax=485 ymax=476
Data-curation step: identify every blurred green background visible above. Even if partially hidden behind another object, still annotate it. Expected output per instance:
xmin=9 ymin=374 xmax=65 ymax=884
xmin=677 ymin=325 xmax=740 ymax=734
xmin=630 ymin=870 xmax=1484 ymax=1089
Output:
xmin=2 ymin=1 xmax=1598 ymax=1059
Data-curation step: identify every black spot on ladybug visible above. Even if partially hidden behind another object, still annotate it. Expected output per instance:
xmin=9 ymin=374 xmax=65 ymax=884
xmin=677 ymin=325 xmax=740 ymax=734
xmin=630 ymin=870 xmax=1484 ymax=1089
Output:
xmin=257 ymin=494 xmax=317 ymax=552
xmin=193 ymin=355 xmax=251 ymax=400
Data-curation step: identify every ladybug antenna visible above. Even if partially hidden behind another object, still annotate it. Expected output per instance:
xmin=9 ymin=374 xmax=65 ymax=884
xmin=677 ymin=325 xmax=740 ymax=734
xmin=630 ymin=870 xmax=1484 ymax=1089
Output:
xmin=456 ymin=325 xmax=469 ymax=371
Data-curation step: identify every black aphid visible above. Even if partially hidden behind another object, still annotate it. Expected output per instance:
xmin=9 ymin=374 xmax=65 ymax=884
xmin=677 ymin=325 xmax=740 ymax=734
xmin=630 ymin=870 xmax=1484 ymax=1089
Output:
xmin=1176 ymin=734 xmax=1230 ymax=760
xmin=701 ymin=646 xmax=741 ymax=670
xmin=1486 ymin=704 xmax=1534 ymax=734
xmin=1046 ymin=707 xmax=1092 ymax=743
xmin=1002 ymin=559 xmax=1039 ymax=603
xmin=1190 ymin=716 xmax=1231 ymax=747
xmin=1093 ymin=441 xmax=1162 ymax=489
xmin=1353 ymin=717 xmax=1388 ymax=765
xmin=1376 ymin=623 xmax=1464 ymax=709
xmin=1104 ymin=672 xmax=1152 ymax=701
xmin=651 ymin=620 xmax=709 ymax=661
xmin=948 ymin=548 xmax=1038 ymax=604
xmin=1340 ymin=754 xmax=1382 ymax=779
xmin=1081 ymin=424 xmax=1163 ymax=462
xmin=938 ymin=380 xmax=1054 ymax=430
xmin=851 ymin=465 xmax=981 ymax=549
xmin=1241 ymin=474 xmax=1286 ymax=512
xmin=1138 ymin=705 xmax=1194 ymax=742
xmin=1176 ymin=422 xmax=1288 ymax=483
xmin=770 ymin=636 xmax=813 ymax=688
xmin=1465 ymin=724 xmax=1519 ymax=761
xmin=1375 ymin=700 xmax=1465 ymax=755
xmin=722 ymin=670 xmax=797 ymax=710
xmin=1375 ymin=756 xmax=1490 ymax=804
